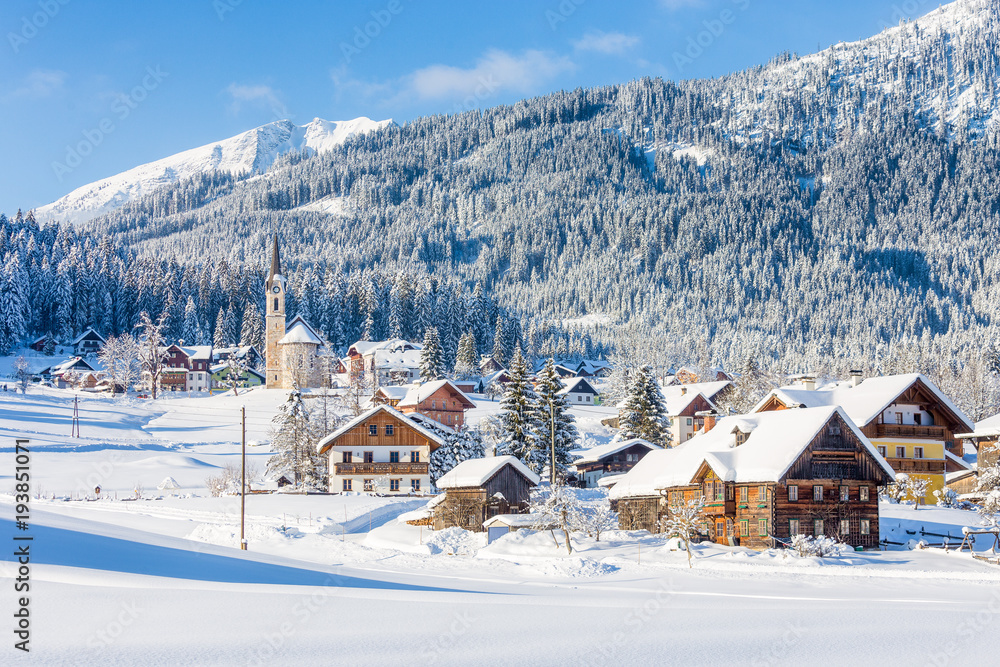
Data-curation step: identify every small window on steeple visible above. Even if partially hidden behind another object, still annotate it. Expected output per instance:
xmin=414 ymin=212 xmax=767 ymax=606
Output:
xmin=273 ymin=297 xmax=278 ymax=311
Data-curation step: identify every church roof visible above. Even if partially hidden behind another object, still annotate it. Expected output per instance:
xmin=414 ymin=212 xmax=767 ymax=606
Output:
xmin=266 ymin=234 xmax=285 ymax=290
xmin=278 ymin=321 xmax=322 ymax=345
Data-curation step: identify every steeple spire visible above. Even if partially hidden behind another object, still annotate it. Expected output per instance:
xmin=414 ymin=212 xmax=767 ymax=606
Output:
xmin=268 ymin=233 xmax=282 ymax=282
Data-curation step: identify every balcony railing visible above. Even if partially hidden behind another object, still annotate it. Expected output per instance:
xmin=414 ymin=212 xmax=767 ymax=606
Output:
xmin=702 ymin=500 xmax=736 ymax=516
xmin=335 ymin=462 xmax=428 ymax=475
xmin=874 ymin=424 xmax=947 ymax=440
xmin=884 ymin=458 xmax=946 ymax=474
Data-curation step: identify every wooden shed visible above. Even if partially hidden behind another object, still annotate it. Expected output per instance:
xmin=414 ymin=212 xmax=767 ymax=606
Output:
xmin=433 ymin=456 xmax=541 ymax=532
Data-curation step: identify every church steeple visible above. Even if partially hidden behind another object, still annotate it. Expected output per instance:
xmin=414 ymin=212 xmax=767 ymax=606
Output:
xmin=266 ymin=233 xmax=284 ymax=292
xmin=264 ymin=234 xmax=286 ymax=389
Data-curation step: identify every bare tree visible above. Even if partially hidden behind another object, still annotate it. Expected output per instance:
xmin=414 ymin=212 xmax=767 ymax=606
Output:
xmin=660 ymin=497 xmax=706 ymax=568
xmin=13 ymin=355 xmax=30 ymax=394
xmin=582 ymin=498 xmax=618 ymax=542
xmin=99 ymin=333 xmax=140 ymax=395
xmin=223 ymin=353 xmax=248 ymax=395
xmin=436 ymin=493 xmax=488 ymax=530
xmin=135 ymin=311 xmax=168 ymax=399
xmin=530 ymin=484 xmax=585 ymax=554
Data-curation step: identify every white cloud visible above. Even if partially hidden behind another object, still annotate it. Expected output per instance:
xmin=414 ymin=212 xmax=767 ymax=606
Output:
xmin=572 ymin=31 xmax=641 ymax=55
xmin=408 ymin=49 xmax=575 ymax=100
xmin=224 ymin=83 xmax=288 ymax=118
xmin=9 ymin=69 xmax=67 ymax=99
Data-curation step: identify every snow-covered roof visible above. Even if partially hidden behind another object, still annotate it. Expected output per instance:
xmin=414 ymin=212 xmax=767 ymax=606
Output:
xmin=945 ymin=449 xmax=974 ymax=471
xmin=609 ymin=406 xmax=894 ymax=500
xmin=482 ymin=513 xmax=544 ymax=529
xmin=349 ymin=339 xmax=421 ymax=357
xmin=180 ymin=345 xmax=214 ymax=361
xmin=398 ymin=379 xmax=475 ymax=408
xmin=597 ymin=473 xmax=626 ymax=488
xmin=376 ymin=386 xmax=411 ymax=400
xmin=316 ymin=404 xmax=447 ymax=454
xmin=957 ymin=412 xmax=1000 ymax=439
xmin=558 ymin=377 xmax=599 ymax=396
xmin=754 ymin=373 xmax=973 ymax=432
xmin=50 ymin=356 xmax=95 ymax=374
xmin=278 ymin=321 xmax=323 ymax=345
xmin=573 ymin=438 xmax=661 ymax=466
xmin=436 ymin=455 xmax=541 ymax=489
xmin=71 ymin=328 xmax=105 ymax=345
xmin=661 ymin=387 xmax=715 ymax=416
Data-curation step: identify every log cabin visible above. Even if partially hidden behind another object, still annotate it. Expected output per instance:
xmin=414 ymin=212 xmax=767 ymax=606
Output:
xmin=754 ymin=373 xmax=973 ymax=504
xmin=433 ymin=456 xmax=540 ymax=531
xmin=610 ymin=406 xmax=895 ymax=550
xmin=396 ymin=379 xmax=476 ymax=429
xmin=573 ymin=438 xmax=662 ymax=488
xmin=316 ymin=405 xmax=446 ymax=494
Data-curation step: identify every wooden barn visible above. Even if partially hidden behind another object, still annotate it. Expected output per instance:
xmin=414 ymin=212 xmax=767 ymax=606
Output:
xmin=611 ymin=406 xmax=895 ymax=550
xmin=573 ymin=438 xmax=661 ymax=488
xmin=433 ymin=456 xmax=541 ymax=532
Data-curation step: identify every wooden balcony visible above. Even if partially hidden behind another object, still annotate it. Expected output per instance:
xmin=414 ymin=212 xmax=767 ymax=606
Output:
xmin=702 ymin=499 xmax=736 ymax=516
xmin=884 ymin=458 xmax=946 ymax=475
xmin=872 ymin=424 xmax=947 ymax=440
xmin=335 ymin=462 xmax=428 ymax=475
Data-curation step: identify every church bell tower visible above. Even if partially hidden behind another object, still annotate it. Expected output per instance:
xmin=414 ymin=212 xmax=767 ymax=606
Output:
xmin=265 ymin=234 xmax=286 ymax=388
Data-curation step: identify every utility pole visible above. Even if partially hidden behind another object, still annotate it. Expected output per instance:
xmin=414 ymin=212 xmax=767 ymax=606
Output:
xmin=240 ymin=405 xmax=247 ymax=551
xmin=71 ymin=395 xmax=80 ymax=438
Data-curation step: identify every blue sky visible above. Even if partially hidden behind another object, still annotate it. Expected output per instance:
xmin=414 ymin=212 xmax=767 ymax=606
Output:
xmin=1 ymin=0 xmax=939 ymax=215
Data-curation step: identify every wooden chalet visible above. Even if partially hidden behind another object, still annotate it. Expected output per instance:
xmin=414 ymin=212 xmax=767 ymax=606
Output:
xmin=610 ymin=407 xmax=894 ymax=550
xmin=479 ymin=355 xmax=505 ymax=376
xmin=755 ymin=373 xmax=974 ymax=504
xmin=72 ymin=328 xmax=106 ymax=356
xmin=558 ymin=376 xmax=601 ymax=406
xmin=396 ymin=379 xmax=476 ymax=429
xmin=957 ymin=413 xmax=1000 ymax=471
xmin=433 ymin=456 xmax=540 ymax=531
xmin=317 ymin=405 xmax=446 ymax=494
xmin=573 ymin=439 xmax=661 ymax=488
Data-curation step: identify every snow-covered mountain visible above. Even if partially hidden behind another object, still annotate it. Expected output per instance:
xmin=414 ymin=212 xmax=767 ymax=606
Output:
xmin=35 ymin=116 xmax=392 ymax=226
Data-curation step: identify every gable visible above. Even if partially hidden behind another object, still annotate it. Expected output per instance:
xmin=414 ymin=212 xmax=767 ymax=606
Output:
xmin=879 ymin=378 xmax=973 ymax=433
xmin=782 ymin=413 xmax=892 ymax=483
xmin=757 ymin=394 xmax=791 ymax=412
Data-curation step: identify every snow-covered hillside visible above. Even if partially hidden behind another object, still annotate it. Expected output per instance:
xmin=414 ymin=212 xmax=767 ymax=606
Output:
xmin=706 ymin=0 xmax=1000 ymax=143
xmin=34 ymin=116 xmax=392 ymax=226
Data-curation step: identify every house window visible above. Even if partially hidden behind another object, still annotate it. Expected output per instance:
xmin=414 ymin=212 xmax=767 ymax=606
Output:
xmin=895 ymin=412 xmax=903 ymax=424
xmin=586 ymin=395 xmax=591 ymax=402
xmin=896 ymin=446 xmax=906 ymax=458
xmin=368 ymin=424 xmax=378 ymax=436
xmin=789 ymin=518 xmax=801 ymax=536
xmin=448 ymin=414 xmax=453 ymax=424
xmin=726 ymin=485 xmax=734 ymax=501
xmin=390 ymin=451 xmax=400 ymax=463
xmin=813 ymin=485 xmax=823 ymax=501
xmin=342 ymin=451 xmax=352 ymax=463
xmin=788 ymin=485 xmax=798 ymax=502
xmin=860 ymin=486 xmax=870 ymax=502
xmin=390 ymin=479 xmax=400 ymax=492
xmin=758 ymin=519 xmax=768 ymax=536
xmin=840 ymin=486 xmax=849 ymax=502
xmin=687 ymin=418 xmax=693 ymax=426
xmin=740 ymin=520 xmax=749 ymax=537
xmin=364 ymin=451 xmax=374 ymax=463
xmin=385 ymin=424 xmax=394 ymax=436
xmin=411 ymin=479 xmax=420 ymax=492
xmin=758 ymin=485 xmax=767 ymax=501
xmin=840 ymin=519 xmax=850 ymax=535
xmin=715 ymin=521 xmax=725 ymax=538
xmin=273 ymin=297 xmax=278 ymax=311
xmin=914 ymin=447 xmax=924 ymax=459
xmin=363 ymin=479 xmax=373 ymax=491
xmin=814 ymin=519 xmax=824 ymax=536
xmin=410 ymin=451 xmax=420 ymax=463
xmin=740 ymin=486 xmax=748 ymax=503
xmin=431 ymin=400 xmax=436 ymax=409
xmin=877 ymin=446 xmax=887 ymax=457
xmin=914 ymin=413 xmax=922 ymax=426
xmin=342 ymin=479 xmax=352 ymax=492
xmin=578 ymin=395 xmax=582 ymax=402
xmin=860 ymin=519 xmax=871 ymax=535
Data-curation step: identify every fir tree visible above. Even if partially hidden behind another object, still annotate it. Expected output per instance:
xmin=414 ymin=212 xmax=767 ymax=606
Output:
xmin=619 ymin=365 xmax=671 ymax=447
xmin=240 ymin=301 xmax=264 ymax=351
xmin=426 ymin=422 xmax=487 ymax=486
xmin=497 ymin=349 xmax=541 ymax=468
xmin=267 ymin=390 xmax=324 ymax=489
xmin=181 ymin=295 xmax=200 ymax=346
xmin=420 ymin=326 xmax=445 ymax=382
xmin=454 ymin=330 xmax=478 ymax=380
xmin=533 ymin=358 xmax=580 ymax=479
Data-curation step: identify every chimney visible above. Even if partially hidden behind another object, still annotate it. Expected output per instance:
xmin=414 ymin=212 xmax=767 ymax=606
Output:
xmin=680 ymin=387 xmax=687 ymax=395
xmin=801 ymin=375 xmax=817 ymax=391
xmin=696 ymin=410 xmax=717 ymax=434
xmin=849 ymin=370 xmax=863 ymax=388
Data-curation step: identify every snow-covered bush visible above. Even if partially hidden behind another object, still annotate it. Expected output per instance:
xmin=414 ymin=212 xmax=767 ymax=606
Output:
xmin=206 ymin=462 xmax=260 ymax=497
xmin=934 ymin=488 xmax=959 ymax=508
xmin=659 ymin=497 xmax=706 ymax=568
xmin=581 ymin=499 xmax=618 ymax=542
xmin=905 ymin=476 xmax=930 ymax=508
xmin=788 ymin=534 xmax=847 ymax=558
xmin=880 ymin=475 xmax=908 ymax=503
xmin=529 ymin=483 xmax=586 ymax=554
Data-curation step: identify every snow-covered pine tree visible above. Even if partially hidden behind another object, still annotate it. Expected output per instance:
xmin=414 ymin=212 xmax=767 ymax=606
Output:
xmin=0 ymin=254 xmax=27 ymax=354
xmin=454 ymin=330 xmax=478 ymax=380
xmin=491 ymin=319 xmax=508 ymax=367
xmin=267 ymin=389 xmax=323 ymax=489
xmin=240 ymin=301 xmax=264 ymax=352
xmin=533 ymin=358 xmax=579 ymax=479
xmin=419 ymin=326 xmax=445 ymax=382
xmin=134 ymin=310 xmax=168 ymax=399
xmin=619 ymin=365 xmax=671 ymax=447
xmin=181 ymin=295 xmax=200 ymax=346
xmin=425 ymin=421 xmax=487 ymax=487
xmin=213 ymin=309 xmax=227 ymax=347
xmin=497 ymin=349 xmax=541 ymax=469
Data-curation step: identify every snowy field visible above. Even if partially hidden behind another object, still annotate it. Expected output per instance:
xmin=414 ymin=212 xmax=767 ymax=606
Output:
xmin=2 ymin=387 xmax=1000 ymax=665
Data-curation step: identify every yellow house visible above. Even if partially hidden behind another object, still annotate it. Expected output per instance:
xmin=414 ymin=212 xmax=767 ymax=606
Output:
xmin=755 ymin=373 xmax=974 ymax=504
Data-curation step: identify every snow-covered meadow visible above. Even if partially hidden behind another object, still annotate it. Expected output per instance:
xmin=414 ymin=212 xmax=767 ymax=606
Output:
xmin=3 ymin=386 xmax=1000 ymax=665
